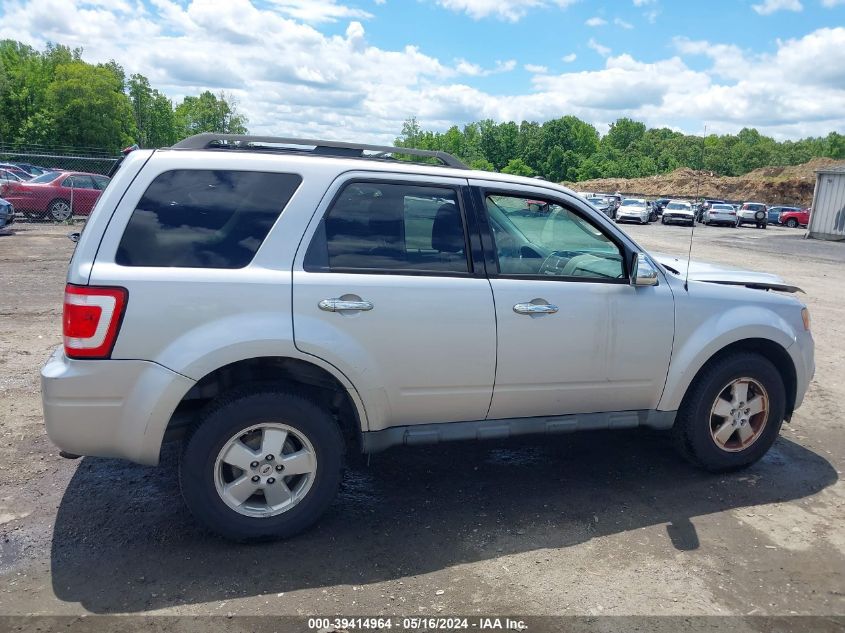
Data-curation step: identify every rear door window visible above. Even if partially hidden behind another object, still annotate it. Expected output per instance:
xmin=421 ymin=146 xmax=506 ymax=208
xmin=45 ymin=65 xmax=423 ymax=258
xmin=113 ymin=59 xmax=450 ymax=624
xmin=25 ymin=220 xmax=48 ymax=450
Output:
xmin=116 ymin=169 xmax=301 ymax=268
xmin=305 ymin=181 xmax=469 ymax=274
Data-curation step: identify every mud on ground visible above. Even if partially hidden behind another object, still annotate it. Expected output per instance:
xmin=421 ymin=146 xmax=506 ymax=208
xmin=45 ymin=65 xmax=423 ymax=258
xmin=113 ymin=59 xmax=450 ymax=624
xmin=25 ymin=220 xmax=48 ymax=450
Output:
xmin=0 ymin=222 xmax=843 ymax=619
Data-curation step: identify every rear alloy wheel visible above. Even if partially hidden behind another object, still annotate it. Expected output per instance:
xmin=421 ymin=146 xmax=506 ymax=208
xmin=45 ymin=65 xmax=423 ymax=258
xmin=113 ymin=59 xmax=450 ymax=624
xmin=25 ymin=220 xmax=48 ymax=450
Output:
xmin=672 ymin=352 xmax=785 ymax=472
xmin=180 ymin=388 xmax=344 ymax=541
xmin=786 ymin=218 xmax=799 ymax=228
xmin=48 ymin=199 xmax=72 ymax=222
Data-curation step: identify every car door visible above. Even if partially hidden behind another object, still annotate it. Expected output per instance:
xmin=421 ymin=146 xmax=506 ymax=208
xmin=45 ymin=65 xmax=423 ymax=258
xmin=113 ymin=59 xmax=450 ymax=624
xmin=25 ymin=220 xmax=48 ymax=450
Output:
xmin=472 ymin=182 xmax=675 ymax=420
xmin=63 ymin=175 xmax=99 ymax=214
xmin=292 ymin=174 xmax=496 ymax=432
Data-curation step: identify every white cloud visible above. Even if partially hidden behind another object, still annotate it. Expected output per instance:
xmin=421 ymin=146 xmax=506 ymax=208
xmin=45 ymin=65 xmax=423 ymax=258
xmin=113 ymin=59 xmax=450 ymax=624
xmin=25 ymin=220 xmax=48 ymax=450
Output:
xmin=632 ymin=0 xmax=656 ymax=5
xmin=752 ymin=0 xmax=803 ymax=14
xmin=266 ymin=0 xmax=373 ymax=23
xmin=457 ymin=58 xmax=517 ymax=75
xmin=614 ymin=17 xmax=634 ymax=28
xmin=585 ymin=16 xmax=607 ymax=26
xmin=433 ymin=0 xmax=577 ymax=21
xmin=588 ymin=38 xmax=611 ymax=57
xmin=0 ymin=0 xmax=843 ymax=143
xmin=821 ymin=0 xmax=845 ymax=5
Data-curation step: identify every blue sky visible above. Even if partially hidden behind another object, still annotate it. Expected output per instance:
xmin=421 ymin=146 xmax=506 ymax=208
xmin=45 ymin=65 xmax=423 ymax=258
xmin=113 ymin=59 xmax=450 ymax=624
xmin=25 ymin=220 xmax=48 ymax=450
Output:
xmin=2 ymin=0 xmax=844 ymax=142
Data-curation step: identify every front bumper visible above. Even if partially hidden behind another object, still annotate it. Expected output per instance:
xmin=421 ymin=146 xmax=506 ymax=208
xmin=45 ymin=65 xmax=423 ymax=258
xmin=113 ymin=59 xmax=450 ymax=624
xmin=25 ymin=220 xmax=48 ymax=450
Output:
xmin=663 ymin=214 xmax=694 ymax=224
xmin=41 ymin=347 xmax=195 ymax=465
xmin=788 ymin=330 xmax=815 ymax=413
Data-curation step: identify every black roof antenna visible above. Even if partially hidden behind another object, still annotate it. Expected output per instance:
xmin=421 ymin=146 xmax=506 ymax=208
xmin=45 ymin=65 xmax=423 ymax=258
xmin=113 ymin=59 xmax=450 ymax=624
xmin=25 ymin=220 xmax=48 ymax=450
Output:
xmin=684 ymin=124 xmax=707 ymax=292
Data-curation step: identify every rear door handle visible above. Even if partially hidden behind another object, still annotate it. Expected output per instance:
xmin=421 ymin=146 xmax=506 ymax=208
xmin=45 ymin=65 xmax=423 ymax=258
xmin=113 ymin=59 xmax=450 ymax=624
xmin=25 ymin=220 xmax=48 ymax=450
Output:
xmin=513 ymin=302 xmax=559 ymax=315
xmin=319 ymin=298 xmax=374 ymax=312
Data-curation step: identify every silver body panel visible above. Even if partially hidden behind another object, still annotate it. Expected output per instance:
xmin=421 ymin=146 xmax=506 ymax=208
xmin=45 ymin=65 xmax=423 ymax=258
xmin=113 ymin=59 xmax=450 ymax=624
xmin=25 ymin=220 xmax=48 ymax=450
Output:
xmin=42 ymin=149 xmax=815 ymax=464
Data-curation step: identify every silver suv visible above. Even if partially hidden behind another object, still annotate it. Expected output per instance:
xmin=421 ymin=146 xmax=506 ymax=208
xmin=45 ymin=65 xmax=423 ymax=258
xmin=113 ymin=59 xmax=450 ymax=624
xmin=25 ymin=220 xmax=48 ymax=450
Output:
xmin=42 ymin=135 xmax=814 ymax=541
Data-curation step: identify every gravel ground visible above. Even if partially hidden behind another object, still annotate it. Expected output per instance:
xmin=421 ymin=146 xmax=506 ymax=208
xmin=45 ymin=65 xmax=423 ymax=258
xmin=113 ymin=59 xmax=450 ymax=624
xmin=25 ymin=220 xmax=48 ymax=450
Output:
xmin=0 ymin=221 xmax=843 ymax=621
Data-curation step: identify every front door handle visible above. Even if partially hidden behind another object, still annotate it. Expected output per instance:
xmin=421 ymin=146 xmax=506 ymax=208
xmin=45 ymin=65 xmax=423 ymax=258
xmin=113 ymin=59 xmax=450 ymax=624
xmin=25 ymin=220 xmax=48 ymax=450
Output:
xmin=319 ymin=298 xmax=374 ymax=312
xmin=513 ymin=302 xmax=559 ymax=315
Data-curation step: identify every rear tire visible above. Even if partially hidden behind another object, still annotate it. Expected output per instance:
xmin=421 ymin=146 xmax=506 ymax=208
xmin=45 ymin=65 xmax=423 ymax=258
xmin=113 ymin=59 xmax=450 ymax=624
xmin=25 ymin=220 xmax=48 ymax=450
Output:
xmin=672 ymin=352 xmax=785 ymax=473
xmin=47 ymin=199 xmax=72 ymax=222
xmin=786 ymin=218 xmax=798 ymax=228
xmin=180 ymin=387 xmax=345 ymax=541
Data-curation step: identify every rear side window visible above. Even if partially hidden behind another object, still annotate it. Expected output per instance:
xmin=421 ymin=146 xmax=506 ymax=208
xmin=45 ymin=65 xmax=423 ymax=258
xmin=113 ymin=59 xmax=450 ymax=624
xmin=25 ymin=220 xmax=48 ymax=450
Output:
xmin=116 ymin=170 xmax=301 ymax=268
xmin=304 ymin=181 xmax=469 ymax=274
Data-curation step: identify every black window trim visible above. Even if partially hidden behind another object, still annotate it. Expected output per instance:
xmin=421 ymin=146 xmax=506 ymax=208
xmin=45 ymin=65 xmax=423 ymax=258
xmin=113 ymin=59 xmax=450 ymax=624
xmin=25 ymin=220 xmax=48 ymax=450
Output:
xmin=473 ymin=185 xmax=632 ymax=285
xmin=303 ymin=177 xmax=483 ymax=278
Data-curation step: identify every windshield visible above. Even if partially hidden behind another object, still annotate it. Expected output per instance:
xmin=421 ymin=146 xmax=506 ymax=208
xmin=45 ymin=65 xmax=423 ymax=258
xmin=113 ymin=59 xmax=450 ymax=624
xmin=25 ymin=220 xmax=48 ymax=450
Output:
xmin=666 ymin=202 xmax=690 ymax=210
xmin=28 ymin=171 xmax=60 ymax=184
xmin=621 ymin=199 xmax=644 ymax=206
xmin=712 ymin=204 xmax=733 ymax=210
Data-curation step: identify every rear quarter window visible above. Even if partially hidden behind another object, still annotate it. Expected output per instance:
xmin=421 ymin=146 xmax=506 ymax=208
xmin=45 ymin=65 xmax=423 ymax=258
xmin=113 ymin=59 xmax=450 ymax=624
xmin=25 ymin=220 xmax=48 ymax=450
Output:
xmin=116 ymin=169 xmax=301 ymax=268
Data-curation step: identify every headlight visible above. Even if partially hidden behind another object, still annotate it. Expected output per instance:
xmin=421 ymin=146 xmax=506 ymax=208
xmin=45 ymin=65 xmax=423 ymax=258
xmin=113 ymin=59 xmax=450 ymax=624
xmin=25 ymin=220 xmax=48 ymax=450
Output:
xmin=801 ymin=308 xmax=811 ymax=332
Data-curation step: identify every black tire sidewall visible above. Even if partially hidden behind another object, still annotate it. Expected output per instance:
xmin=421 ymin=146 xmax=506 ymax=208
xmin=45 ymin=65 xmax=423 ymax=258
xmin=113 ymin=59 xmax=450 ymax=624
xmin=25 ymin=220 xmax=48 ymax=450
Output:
xmin=675 ymin=353 xmax=786 ymax=472
xmin=180 ymin=390 xmax=344 ymax=541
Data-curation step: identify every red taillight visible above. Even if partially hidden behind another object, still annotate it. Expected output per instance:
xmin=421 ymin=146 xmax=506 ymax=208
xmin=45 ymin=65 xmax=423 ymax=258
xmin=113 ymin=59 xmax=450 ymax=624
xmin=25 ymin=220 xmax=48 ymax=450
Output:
xmin=63 ymin=284 xmax=128 ymax=359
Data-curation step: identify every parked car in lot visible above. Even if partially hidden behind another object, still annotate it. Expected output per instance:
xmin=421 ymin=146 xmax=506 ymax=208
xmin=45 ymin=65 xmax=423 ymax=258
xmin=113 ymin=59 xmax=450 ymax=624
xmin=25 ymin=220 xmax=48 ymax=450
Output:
xmin=661 ymin=200 xmax=695 ymax=226
xmin=652 ymin=198 xmax=670 ymax=216
xmin=42 ymin=134 xmax=814 ymax=541
xmin=737 ymin=202 xmax=769 ymax=229
xmin=615 ymin=198 xmax=651 ymax=224
xmin=0 ymin=163 xmax=32 ymax=180
xmin=6 ymin=162 xmax=48 ymax=177
xmin=767 ymin=206 xmax=799 ymax=225
xmin=779 ymin=207 xmax=811 ymax=228
xmin=0 ymin=171 xmax=110 ymax=221
xmin=0 ymin=197 xmax=14 ymax=229
xmin=585 ymin=195 xmax=615 ymax=218
xmin=702 ymin=203 xmax=738 ymax=226
xmin=0 ymin=168 xmax=25 ymax=183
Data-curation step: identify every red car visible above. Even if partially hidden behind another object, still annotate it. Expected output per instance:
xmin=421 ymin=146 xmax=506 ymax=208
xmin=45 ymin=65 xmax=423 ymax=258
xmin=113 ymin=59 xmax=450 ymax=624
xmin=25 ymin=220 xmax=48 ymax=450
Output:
xmin=0 ymin=171 xmax=110 ymax=221
xmin=780 ymin=207 xmax=811 ymax=228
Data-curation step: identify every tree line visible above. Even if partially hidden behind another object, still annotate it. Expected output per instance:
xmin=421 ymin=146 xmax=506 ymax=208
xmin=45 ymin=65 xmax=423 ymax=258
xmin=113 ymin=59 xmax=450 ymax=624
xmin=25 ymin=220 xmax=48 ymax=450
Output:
xmin=395 ymin=116 xmax=845 ymax=181
xmin=0 ymin=40 xmax=248 ymax=154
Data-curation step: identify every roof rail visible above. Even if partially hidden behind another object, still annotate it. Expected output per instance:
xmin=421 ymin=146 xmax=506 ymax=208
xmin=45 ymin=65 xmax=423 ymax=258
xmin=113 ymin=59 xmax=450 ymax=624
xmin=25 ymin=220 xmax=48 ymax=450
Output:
xmin=171 ymin=133 xmax=468 ymax=169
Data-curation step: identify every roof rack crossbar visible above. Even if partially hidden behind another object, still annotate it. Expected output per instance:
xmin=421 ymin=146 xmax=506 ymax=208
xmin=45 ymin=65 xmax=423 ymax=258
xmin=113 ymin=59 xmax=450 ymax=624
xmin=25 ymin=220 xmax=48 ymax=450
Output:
xmin=171 ymin=133 xmax=468 ymax=169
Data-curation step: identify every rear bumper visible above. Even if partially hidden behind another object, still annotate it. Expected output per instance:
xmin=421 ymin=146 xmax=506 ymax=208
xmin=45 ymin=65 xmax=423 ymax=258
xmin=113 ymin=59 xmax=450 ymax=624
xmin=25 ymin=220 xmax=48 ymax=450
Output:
xmin=41 ymin=347 xmax=195 ymax=465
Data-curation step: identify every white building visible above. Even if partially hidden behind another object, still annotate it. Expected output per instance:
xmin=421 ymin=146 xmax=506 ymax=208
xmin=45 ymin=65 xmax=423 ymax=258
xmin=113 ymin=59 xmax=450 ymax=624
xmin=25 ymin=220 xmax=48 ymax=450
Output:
xmin=807 ymin=165 xmax=845 ymax=241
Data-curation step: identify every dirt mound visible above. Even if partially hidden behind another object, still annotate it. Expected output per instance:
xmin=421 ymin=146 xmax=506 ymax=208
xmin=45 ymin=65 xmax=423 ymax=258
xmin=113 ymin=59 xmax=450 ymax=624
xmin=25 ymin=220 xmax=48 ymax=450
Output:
xmin=568 ymin=158 xmax=845 ymax=206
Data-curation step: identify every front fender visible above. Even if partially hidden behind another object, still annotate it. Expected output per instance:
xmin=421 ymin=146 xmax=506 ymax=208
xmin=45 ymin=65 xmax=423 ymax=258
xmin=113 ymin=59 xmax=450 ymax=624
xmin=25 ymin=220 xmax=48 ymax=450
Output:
xmin=658 ymin=304 xmax=797 ymax=412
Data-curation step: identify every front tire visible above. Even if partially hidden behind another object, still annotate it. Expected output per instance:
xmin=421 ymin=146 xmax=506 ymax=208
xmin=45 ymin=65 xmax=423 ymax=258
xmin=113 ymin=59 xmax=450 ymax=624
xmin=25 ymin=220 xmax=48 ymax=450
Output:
xmin=180 ymin=388 xmax=344 ymax=541
xmin=672 ymin=352 xmax=785 ymax=472
xmin=786 ymin=218 xmax=798 ymax=228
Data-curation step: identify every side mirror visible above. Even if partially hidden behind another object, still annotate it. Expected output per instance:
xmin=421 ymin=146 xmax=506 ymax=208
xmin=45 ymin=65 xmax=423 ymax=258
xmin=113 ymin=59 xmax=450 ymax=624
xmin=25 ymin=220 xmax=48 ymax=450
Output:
xmin=631 ymin=252 xmax=658 ymax=287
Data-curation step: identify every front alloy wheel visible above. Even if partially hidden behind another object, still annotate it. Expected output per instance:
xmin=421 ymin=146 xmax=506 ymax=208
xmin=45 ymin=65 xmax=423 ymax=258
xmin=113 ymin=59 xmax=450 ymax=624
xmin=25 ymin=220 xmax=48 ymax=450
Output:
xmin=709 ymin=378 xmax=769 ymax=452
xmin=672 ymin=352 xmax=785 ymax=472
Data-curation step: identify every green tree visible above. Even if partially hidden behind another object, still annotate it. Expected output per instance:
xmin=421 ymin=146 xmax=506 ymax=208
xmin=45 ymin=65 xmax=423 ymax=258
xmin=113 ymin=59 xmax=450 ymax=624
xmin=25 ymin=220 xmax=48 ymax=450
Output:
xmin=47 ymin=61 xmax=136 ymax=151
xmin=501 ymin=157 xmax=535 ymax=177
xmin=174 ymin=90 xmax=248 ymax=138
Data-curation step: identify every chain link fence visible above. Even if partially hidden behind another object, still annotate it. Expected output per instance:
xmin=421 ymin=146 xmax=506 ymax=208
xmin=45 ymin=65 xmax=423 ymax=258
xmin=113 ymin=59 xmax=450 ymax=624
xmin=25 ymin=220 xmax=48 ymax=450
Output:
xmin=0 ymin=145 xmax=119 ymax=223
